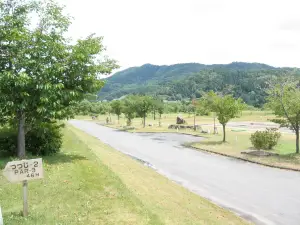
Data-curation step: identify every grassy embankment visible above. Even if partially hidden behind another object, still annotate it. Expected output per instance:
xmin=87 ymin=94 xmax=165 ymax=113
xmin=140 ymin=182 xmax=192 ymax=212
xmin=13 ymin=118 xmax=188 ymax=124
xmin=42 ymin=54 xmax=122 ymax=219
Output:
xmin=78 ymin=111 xmax=300 ymax=170
xmin=0 ymin=125 xmax=250 ymax=225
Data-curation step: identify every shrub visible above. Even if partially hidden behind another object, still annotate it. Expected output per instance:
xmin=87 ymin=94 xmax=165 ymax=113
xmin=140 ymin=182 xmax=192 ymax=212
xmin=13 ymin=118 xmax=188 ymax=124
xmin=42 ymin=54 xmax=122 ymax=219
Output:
xmin=0 ymin=127 xmax=17 ymax=157
xmin=0 ymin=122 xmax=63 ymax=157
xmin=250 ymin=128 xmax=281 ymax=150
xmin=26 ymin=122 xmax=64 ymax=156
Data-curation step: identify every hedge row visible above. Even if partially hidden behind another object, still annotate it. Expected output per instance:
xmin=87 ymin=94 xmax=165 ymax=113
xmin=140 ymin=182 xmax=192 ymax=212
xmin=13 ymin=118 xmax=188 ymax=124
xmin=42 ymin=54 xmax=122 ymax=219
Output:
xmin=0 ymin=122 xmax=63 ymax=157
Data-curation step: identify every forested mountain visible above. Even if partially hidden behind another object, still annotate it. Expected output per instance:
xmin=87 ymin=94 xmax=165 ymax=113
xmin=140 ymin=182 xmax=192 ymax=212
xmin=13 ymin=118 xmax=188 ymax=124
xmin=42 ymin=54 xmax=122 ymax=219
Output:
xmin=99 ymin=62 xmax=298 ymax=107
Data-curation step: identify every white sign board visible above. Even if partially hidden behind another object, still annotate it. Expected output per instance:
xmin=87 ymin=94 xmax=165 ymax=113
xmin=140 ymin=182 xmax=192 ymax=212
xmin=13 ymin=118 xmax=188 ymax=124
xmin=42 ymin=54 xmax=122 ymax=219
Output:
xmin=3 ymin=158 xmax=43 ymax=183
xmin=0 ymin=206 xmax=3 ymax=225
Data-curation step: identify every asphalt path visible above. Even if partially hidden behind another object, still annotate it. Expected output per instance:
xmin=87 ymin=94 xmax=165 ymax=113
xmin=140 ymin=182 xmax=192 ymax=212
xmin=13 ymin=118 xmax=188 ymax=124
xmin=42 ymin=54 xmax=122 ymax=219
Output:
xmin=69 ymin=120 xmax=300 ymax=225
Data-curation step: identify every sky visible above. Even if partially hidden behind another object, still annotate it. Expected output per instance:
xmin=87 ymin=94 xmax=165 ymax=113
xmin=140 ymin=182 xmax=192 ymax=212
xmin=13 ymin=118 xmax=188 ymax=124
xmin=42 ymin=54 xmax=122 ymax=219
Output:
xmin=62 ymin=0 xmax=300 ymax=70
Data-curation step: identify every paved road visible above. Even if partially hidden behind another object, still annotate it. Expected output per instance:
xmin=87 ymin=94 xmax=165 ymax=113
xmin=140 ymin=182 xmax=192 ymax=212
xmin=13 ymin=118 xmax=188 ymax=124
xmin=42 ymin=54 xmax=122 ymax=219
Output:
xmin=70 ymin=120 xmax=300 ymax=225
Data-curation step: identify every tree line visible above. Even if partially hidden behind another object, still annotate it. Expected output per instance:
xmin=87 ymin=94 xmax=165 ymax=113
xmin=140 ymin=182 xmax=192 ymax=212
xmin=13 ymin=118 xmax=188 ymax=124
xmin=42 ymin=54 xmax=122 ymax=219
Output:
xmin=83 ymin=78 xmax=300 ymax=155
xmin=75 ymin=95 xmax=164 ymax=127
xmin=76 ymin=92 xmax=245 ymax=143
xmin=99 ymin=62 xmax=300 ymax=108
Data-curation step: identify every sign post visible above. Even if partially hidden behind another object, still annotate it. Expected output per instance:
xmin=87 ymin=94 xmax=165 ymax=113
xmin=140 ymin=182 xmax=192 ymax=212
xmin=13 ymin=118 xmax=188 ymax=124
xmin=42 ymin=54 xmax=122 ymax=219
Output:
xmin=2 ymin=158 xmax=43 ymax=217
xmin=0 ymin=206 xmax=3 ymax=225
xmin=23 ymin=180 xmax=28 ymax=217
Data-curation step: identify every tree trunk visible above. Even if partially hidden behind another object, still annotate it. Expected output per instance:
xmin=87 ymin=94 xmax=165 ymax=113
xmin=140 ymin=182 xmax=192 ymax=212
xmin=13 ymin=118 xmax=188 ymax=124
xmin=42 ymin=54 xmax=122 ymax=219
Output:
xmin=213 ymin=116 xmax=216 ymax=134
xmin=143 ymin=115 xmax=146 ymax=128
xmin=296 ymin=129 xmax=299 ymax=154
xmin=117 ymin=115 xmax=120 ymax=124
xmin=159 ymin=114 xmax=161 ymax=127
xmin=193 ymin=111 xmax=196 ymax=131
xmin=153 ymin=110 xmax=156 ymax=120
xmin=222 ymin=124 xmax=226 ymax=142
xmin=17 ymin=111 xmax=26 ymax=159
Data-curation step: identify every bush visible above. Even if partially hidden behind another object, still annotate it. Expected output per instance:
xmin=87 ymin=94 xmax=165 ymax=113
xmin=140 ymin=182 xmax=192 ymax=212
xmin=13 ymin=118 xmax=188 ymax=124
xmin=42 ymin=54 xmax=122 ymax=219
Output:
xmin=0 ymin=122 xmax=63 ymax=157
xmin=26 ymin=122 xmax=64 ymax=155
xmin=0 ymin=127 xmax=17 ymax=157
xmin=250 ymin=128 xmax=281 ymax=150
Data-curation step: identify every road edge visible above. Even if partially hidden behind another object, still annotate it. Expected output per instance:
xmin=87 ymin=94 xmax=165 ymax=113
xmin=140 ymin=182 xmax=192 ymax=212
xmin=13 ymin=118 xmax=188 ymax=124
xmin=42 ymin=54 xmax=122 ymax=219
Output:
xmin=97 ymin=122 xmax=300 ymax=172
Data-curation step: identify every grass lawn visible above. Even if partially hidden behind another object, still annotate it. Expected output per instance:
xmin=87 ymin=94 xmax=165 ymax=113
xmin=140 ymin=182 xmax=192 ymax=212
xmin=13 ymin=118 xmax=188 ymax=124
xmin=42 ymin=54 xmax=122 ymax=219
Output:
xmin=0 ymin=125 xmax=250 ymax=225
xmin=188 ymin=129 xmax=300 ymax=170
xmin=75 ymin=110 xmax=275 ymax=127
xmin=75 ymin=111 xmax=276 ymax=138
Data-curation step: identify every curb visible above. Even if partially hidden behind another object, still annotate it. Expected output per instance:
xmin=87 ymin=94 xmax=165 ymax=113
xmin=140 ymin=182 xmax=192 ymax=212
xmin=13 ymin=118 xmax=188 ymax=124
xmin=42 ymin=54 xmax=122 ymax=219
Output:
xmin=187 ymin=145 xmax=300 ymax=172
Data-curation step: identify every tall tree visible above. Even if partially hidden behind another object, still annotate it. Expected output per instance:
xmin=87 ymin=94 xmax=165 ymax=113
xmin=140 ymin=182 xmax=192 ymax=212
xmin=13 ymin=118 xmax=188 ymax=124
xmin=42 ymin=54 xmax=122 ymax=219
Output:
xmin=122 ymin=96 xmax=136 ymax=126
xmin=77 ymin=100 xmax=92 ymax=115
xmin=202 ymin=91 xmax=244 ymax=142
xmin=0 ymin=0 xmax=118 ymax=158
xmin=156 ymin=100 xmax=164 ymax=118
xmin=151 ymin=98 xmax=164 ymax=120
xmin=151 ymin=98 xmax=164 ymax=126
xmin=135 ymin=95 xmax=153 ymax=128
xmin=110 ymin=100 xmax=122 ymax=123
xmin=266 ymin=79 xmax=300 ymax=153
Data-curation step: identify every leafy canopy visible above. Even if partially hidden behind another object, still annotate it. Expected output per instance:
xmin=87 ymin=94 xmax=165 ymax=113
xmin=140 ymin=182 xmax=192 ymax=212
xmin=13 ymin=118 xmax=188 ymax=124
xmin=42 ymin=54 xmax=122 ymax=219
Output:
xmin=122 ymin=96 xmax=136 ymax=125
xmin=152 ymin=98 xmax=164 ymax=116
xmin=266 ymin=81 xmax=300 ymax=131
xmin=202 ymin=91 xmax=245 ymax=126
xmin=110 ymin=100 xmax=123 ymax=117
xmin=266 ymin=78 xmax=300 ymax=153
xmin=134 ymin=95 xmax=153 ymax=118
xmin=0 ymin=0 xmax=118 ymax=127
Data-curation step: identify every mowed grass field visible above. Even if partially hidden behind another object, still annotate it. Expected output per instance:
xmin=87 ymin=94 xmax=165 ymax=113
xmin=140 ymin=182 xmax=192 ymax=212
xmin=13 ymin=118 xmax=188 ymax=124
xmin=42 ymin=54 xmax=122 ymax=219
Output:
xmin=190 ymin=129 xmax=300 ymax=170
xmin=0 ymin=125 xmax=250 ymax=225
xmin=78 ymin=111 xmax=300 ymax=170
xmin=76 ymin=110 xmax=276 ymax=127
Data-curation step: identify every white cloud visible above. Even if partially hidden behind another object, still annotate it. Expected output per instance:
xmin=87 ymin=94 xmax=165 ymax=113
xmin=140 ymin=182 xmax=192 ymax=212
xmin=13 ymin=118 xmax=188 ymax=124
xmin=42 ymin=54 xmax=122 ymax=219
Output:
xmin=61 ymin=0 xmax=300 ymax=69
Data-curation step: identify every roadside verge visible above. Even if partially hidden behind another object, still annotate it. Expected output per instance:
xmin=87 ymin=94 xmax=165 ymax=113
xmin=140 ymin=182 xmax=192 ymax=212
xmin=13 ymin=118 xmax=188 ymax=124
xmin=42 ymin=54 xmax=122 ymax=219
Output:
xmin=70 ymin=125 xmax=251 ymax=225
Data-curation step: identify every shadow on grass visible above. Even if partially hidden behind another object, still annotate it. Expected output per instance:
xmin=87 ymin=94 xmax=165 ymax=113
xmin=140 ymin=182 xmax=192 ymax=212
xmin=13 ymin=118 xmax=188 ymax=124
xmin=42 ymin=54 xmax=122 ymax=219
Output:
xmin=199 ymin=140 xmax=224 ymax=146
xmin=115 ymin=129 xmax=129 ymax=132
xmin=245 ymin=152 xmax=300 ymax=164
xmin=276 ymin=153 xmax=300 ymax=162
xmin=6 ymin=211 xmax=22 ymax=217
xmin=115 ymin=127 xmax=136 ymax=132
xmin=0 ymin=152 xmax=87 ymax=169
xmin=44 ymin=153 xmax=87 ymax=165
xmin=183 ymin=140 xmax=224 ymax=148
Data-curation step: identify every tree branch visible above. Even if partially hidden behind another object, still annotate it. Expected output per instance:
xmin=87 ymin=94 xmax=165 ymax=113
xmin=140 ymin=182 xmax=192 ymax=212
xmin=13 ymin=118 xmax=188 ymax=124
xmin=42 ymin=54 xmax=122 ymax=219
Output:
xmin=279 ymin=82 xmax=297 ymax=131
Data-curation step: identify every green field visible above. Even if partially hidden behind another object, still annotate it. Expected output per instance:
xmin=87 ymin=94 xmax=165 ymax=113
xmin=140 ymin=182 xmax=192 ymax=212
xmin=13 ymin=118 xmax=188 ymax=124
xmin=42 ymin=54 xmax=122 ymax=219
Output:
xmin=0 ymin=125 xmax=250 ymax=225
xmin=189 ymin=129 xmax=300 ymax=170
xmin=75 ymin=110 xmax=276 ymax=129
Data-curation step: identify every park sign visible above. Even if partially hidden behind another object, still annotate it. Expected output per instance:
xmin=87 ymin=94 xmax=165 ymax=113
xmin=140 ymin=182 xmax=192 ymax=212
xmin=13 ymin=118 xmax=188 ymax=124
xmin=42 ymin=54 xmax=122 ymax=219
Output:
xmin=0 ymin=206 xmax=3 ymax=225
xmin=2 ymin=158 xmax=44 ymax=217
xmin=3 ymin=158 xmax=43 ymax=183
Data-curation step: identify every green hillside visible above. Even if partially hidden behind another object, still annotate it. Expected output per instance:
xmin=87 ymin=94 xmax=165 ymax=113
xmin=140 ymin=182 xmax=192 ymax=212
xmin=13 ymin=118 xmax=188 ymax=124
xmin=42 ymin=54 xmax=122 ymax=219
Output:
xmin=99 ymin=62 xmax=296 ymax=107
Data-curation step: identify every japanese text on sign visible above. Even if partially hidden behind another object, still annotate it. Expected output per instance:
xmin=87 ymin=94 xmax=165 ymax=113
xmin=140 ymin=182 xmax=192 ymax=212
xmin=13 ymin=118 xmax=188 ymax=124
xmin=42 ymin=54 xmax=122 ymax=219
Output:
xmin=3 ymin=158 xmax=43 ymax=183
